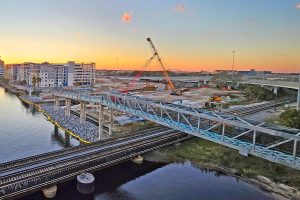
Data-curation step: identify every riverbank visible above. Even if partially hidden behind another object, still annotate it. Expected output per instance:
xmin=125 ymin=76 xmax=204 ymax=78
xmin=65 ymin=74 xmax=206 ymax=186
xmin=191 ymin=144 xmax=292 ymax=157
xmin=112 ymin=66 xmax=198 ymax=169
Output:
xmin=145 ymin=138 xmax=300 ymax=200
xmin=18 ymin=96 xmax=93 ymax=144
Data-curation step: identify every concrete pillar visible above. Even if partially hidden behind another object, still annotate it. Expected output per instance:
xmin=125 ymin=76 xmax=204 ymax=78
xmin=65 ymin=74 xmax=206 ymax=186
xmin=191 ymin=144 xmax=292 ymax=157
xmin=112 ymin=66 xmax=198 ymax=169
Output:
xmin=54 ymin=96 xmax=59 ymax=110
xmin=77 ymin=173 xmax=95 ymax=194
xmin=65 ymin=98 xmax=71 ymax=117
xmin=273 ymin=87 xmax=278 ymax=95
xmin=109 ymin=108 xmax=113 ymax=136
xmin=80 ymin=102 xmax=87 ymax=124
xmin=42 ymin=185 xmax=57 ymax=198
xmin=98 ymin=104 xmax=104 ymax=140
xmin=131 ymin=155 xmax=143 ymax=164
xmin=297 ymin=74 xmax=300 ymax=111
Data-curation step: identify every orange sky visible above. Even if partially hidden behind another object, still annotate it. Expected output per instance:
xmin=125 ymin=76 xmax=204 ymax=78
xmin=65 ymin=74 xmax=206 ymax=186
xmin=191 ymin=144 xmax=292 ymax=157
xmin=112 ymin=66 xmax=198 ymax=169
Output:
xmin=1 ymin=0 xmax=299 ymax=73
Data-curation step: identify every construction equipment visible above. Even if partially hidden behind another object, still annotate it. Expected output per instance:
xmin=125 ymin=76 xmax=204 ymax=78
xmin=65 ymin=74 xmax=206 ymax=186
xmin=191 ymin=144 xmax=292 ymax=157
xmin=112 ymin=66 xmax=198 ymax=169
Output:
xmin=209 ymin=96 xmax=222 ymax=102
xmin=146 ymin=38 xmax=182 ymax=95
xmin=122 ymin=54 xmax=156 ymax=93
xmin=205 ymin=96 xmax=222 ymax=109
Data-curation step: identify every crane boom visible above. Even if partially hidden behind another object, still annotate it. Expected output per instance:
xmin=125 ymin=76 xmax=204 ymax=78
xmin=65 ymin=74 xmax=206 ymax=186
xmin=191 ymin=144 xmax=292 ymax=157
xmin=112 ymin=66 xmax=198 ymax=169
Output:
xmin=146 ymin=38 xmax=176 ymax=92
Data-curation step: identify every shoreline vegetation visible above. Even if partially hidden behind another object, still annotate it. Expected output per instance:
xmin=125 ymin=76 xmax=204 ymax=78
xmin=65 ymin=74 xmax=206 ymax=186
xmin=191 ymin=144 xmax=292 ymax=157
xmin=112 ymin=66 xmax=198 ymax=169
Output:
xmin=145 ymin=137 xmax=300 ymax=200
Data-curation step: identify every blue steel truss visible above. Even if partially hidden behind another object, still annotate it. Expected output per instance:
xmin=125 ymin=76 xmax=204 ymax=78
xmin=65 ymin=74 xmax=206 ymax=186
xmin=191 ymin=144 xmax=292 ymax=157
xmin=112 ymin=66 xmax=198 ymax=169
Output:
xmin=52 ymin=90 xmax=300 ymax=170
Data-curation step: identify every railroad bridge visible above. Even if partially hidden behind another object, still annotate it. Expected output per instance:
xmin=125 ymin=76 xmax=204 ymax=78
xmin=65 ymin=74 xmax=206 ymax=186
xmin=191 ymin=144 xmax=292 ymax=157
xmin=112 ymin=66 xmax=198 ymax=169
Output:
xmin=0 ymin=128 xmax=189 ymax=199
xmin=51 ymin=89 xmax=300 ymax=170
xmin=1 ymin=89 xmax=300 ymax=199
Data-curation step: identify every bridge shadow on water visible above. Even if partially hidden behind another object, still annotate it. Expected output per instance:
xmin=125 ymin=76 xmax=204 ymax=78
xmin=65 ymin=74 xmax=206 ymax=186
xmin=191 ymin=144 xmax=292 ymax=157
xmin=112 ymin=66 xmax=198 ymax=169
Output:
xmin=18 ymin=161 xmax=166 ymax=200
xmin=18 ymin=160 xmax=273 ymax=200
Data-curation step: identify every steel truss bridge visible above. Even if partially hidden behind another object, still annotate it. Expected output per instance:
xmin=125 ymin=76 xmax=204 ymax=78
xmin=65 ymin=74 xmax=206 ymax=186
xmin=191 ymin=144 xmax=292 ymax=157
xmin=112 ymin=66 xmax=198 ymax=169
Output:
xmin=52 ymin=90 xmax=300 ymax=170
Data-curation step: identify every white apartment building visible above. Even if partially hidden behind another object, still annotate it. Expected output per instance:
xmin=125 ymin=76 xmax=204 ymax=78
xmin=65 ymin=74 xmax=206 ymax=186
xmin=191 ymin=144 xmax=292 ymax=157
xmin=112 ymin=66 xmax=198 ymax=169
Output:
xmin=0 ymin=59 xmax=4 ymax=78
xmin=5 ymin=61 xmax=95 ymax=87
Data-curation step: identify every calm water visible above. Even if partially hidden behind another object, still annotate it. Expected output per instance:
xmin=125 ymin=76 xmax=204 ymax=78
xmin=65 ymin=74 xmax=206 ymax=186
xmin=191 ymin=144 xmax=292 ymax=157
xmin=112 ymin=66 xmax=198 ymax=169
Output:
xmin=0 ymin=87 xmax=273 ymax=200
xmin=0 ymin=87 xmax=80 ymax=163
xmin=20 ymin=161 xmax=273 ymax=200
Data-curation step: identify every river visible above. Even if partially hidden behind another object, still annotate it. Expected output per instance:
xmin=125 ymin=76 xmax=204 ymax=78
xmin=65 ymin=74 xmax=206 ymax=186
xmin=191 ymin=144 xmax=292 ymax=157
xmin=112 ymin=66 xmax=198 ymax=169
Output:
xmin=0 ymin=87 xmax=273 ymax=200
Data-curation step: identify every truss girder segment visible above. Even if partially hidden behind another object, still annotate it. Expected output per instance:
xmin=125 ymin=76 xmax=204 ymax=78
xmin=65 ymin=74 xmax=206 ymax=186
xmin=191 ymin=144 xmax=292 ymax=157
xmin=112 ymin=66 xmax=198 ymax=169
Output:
xmin=52 ymin=91 xmax=300 ymax=170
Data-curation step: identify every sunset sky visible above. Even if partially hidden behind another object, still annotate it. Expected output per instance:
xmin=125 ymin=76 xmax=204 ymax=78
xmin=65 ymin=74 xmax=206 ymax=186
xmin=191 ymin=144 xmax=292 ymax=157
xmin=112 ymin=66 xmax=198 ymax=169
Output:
xmin=0 ymin=0 xmax=300 ymax=73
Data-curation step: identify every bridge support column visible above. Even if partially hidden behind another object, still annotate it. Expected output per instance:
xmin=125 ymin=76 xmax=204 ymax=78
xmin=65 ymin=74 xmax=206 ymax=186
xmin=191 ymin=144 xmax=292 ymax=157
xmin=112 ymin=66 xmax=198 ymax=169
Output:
xmin=42 ymin=185 xmax=57 ymax=198
xmin=54 ymin=96 xmax=59 ymax=110
xmin=131 ymin=155 xmax=143 ymax=164
xmin=80 ymin=102 xmax=87 ymax=124
xmin=65 ymin=98 xmax=71 ymax=117
xmin=77 ymin=173 xmax=95 ymax=194
xmin=109 ymin=108 xmax=113 ymax=136
xmin=98 ymin=104 xmax=104 ymax=140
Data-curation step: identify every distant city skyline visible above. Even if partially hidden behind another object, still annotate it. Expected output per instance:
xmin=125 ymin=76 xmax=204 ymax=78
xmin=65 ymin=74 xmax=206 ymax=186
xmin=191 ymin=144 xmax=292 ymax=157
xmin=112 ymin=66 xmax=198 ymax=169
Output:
xmin=0 ymin=0 xmax=299 ymax=73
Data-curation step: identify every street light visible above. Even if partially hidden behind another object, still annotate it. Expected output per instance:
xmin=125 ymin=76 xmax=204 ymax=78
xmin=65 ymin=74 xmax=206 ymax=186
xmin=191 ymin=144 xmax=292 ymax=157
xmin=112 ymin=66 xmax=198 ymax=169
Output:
xmin=232 ymin=50 xmax=236 ymax=80
xmin=297 ymin=73 xmax=300 ymax=111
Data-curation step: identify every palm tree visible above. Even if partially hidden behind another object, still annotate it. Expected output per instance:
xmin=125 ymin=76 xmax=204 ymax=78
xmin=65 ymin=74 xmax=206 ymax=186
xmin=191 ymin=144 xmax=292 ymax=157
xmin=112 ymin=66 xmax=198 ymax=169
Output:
xmin=32 ymin=75 xmax=37 ymax=91
xmin=37 ymin=76 xmax=42 ymax=87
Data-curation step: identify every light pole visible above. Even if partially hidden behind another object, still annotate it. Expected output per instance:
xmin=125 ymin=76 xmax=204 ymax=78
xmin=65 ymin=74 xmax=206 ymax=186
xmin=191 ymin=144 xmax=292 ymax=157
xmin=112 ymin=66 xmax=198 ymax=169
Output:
xmin=232 ymin=50 xmax=236 ymax=80
xmin=297 ymin=73 xmax=300 ymax=111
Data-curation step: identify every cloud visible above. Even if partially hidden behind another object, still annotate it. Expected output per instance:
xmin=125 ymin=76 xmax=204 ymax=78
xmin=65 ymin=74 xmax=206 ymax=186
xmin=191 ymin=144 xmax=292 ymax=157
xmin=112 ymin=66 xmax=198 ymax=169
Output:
xmin=74 ymin=32 xmax=82 ymax=38
xmin=296 ymin=3 xmax=300 ymax=9
xmin=172 ymin=3 xmax=186 ymax=13
xmin=122 ymin=12 xmax=133 ymax=23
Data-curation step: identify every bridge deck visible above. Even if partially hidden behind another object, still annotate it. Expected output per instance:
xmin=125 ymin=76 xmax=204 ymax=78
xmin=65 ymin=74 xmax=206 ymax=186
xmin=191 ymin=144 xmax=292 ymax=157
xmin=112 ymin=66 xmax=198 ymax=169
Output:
xmin=51 ymin=90 xmax=300 ymax=170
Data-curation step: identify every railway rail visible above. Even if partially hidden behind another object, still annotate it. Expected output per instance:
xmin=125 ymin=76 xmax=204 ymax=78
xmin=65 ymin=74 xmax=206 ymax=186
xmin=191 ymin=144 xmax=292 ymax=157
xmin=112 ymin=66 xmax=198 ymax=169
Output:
xmin=0 ymin=128 xmax=189 ymax=199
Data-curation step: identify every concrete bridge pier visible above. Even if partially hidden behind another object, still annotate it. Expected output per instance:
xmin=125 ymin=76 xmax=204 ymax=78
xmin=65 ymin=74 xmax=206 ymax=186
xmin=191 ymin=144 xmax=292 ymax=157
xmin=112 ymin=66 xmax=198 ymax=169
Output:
xmin=98 ymin=104 xmax=104 ymax=140
xmin=42 ymin=185 xmax=57 ymax=198
xmin=273 ymin=87 xmax=278 ymax=95
xmin=54 ymin=96 xmax=59 ymax=110
xmin=109 ymin=108 xmax=114 ymax=136
xmin=65 ymin=98 xmax=71 ymax=117
xmin=80 ymin=102 xmax=87 ymax=124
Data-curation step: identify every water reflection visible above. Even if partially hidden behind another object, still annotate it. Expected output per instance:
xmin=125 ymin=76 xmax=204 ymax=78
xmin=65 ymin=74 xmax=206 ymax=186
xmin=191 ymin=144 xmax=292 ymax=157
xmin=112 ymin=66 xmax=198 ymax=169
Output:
xmin=0 ymin=87 xmax=79 ymax=163
xmin=20 ymin=161 xmax=273 ymax=200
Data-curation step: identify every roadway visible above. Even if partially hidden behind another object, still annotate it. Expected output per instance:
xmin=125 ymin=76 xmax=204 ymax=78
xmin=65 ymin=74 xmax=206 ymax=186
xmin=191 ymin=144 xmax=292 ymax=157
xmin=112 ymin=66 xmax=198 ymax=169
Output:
xmin=237 ymin=79 xmax=299 ymax=90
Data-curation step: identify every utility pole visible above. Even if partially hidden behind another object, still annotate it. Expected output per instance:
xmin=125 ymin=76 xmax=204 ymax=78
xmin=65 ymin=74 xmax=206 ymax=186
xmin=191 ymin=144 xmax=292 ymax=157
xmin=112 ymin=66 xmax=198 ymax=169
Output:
xmin=116 ymin=57 xmax=118 ymax=76
xmin=297 ymin=73 xmax=300 ymax=111
xmin=232 ymin=50 xmax=236 ymax=80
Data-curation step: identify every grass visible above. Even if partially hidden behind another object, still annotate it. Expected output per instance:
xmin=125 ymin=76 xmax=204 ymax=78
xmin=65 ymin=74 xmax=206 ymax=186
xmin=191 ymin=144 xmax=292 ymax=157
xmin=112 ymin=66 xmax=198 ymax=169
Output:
xmin=161 ymin=137 xmax=300 ymax=190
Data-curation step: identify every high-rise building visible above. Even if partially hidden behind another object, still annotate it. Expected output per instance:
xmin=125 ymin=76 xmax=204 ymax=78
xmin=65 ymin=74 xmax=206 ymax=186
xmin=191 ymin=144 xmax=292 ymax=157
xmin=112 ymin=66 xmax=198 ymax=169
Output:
xmin=4 ymin=61 xmax=95 ymax=87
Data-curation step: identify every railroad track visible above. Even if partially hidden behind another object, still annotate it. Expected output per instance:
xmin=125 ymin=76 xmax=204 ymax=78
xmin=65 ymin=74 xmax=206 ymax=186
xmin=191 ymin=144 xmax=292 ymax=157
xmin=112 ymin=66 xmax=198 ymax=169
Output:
xmin=0 ymin=130 xmax=189 ymax=199
xmin=0 ymin=126 xmax=169 ymax=174
xmin=0 ymin=130 xmax=182 ymax=185
xmin=223 ymin=98 xmax=293 ymax=116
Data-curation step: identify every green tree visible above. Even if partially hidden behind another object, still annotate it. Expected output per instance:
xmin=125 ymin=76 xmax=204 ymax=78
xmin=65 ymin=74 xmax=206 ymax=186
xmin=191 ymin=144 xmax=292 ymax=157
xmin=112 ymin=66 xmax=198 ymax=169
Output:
xmin=279 ymin=109 xmax=300 ymax=129
xmin=37 ymin=76 xmax=42 ymax=87
xmin=32 ymin=75 xmax=37 ymax=90
xmin=20 ymin=80 xmax=27 ymax=85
